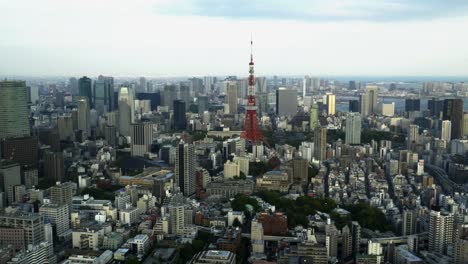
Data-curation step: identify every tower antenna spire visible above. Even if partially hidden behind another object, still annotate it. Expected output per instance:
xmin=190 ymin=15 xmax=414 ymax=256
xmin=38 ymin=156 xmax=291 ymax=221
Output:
xmin=242 ymin=36 xmax=263 ymax=144
xmin=250 ymin=35 xmax=253 ymax=62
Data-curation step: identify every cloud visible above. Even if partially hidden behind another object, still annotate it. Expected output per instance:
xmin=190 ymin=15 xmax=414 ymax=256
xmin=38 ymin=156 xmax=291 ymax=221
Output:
xmin=155 ymin=0 xmax=468 ymax=22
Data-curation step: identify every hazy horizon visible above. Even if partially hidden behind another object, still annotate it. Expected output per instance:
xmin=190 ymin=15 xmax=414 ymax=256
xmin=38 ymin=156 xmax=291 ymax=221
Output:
xmin=2 ymin=0 xmax=468 ymax=77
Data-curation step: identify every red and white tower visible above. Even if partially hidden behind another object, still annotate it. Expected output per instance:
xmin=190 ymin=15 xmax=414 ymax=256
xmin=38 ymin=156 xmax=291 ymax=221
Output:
xmin=241 ymin=39 xmax=263 ymax=144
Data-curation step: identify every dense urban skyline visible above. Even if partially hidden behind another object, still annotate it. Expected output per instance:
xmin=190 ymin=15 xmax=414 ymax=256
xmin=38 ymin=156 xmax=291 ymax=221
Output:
xmin=2 ymin=0 xmax=468 ymax=76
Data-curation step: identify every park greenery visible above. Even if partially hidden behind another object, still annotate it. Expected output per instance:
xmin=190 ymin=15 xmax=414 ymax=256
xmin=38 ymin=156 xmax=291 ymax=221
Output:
xmin=231 ymin=191 xmax=392 ymax=232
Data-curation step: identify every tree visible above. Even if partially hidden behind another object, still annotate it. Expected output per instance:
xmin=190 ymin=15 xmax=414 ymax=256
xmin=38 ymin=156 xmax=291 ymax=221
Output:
xmin=125 ymin=257 xmax=140 ymax=264
xmin=192 ymin=239 xmax=205 ymax=252
xmin=232 ymin=218 xmax=242 ymax=228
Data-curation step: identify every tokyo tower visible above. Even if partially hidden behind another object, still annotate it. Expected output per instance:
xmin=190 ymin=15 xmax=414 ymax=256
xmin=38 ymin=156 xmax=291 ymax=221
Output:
xmin=241 ymin=39 xmax=263 ymax=144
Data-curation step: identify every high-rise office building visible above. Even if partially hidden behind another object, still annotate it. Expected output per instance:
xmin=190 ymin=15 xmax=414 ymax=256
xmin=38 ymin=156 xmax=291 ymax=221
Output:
xmin=179 ymin=85 xmax=191 ymax=110
xmin=428 ymin=97 xmax=443 ymax=118
xmin=130 ymin=122 xmax=154 ymax=157
xmin=190 ymin=77 xmax=204 ymax=96
xmin=463 ymin=113 xmax=468 ymax=138
xmin=103 ymin=125 xmax=117 ymax=146
xmin=175 ymin=141 xmax=196 ymax=196
xmin=345 ymin=113 xmax=361 ymax=145
xmin=349 ymin=100 xmax=359 ymax=113
xmin=310 ymin=103 xmax=319 ymax=130
xmin=118 ymin=87 xmax=135 ymax=137
xmin=77 ymin=97 xmax=91 ymax=138
xmin=78 ymin=76 xmax=93 ymax=108
xmin=136 ymin=92 xmax=161 ymax=111
xmin=1 ymin=136 xmax=38 ymax=166
xmin=351 ymin=221 xmax=361 ymax=260
xmin=0 ymin=81 xmax=30 ymax=139
xmin=163 ymin=85 xmax=177 ymax=110
xmin=303 ymin=76 xmax=311 ymax=97
xmin=256 ymin=77 xmax=267 ymax=93
xmin=50 ymin=182 xmax=75 ymax=210
xmin=44 ymin=152 xmax=65 ymax=183
xmin=23 ymin=166 xmax=38 ymax=189
xmin=405 ymin=98 xmax=421 ymax=112
xmin=173 ymin=100 xmax=187 ymax=130
xmin=326 ymin=93 xmax=336 ymax=115
xmin=314 ymin=127 xmax=327 ymax=162
xmin=402 ymin=209 xmax=417 ymax=236
xmin=443 ymin=98 xmax=463 ymax=139
xmin=93 ymin=75 xmax=114 ymax=114
xmin=39 ymin=203 xmax=71 ymax=239
xmin=381 ymin=102 xmax=395 ymax=116
xmin=0 ymin=160 xmax=21 ymax=205
xmin=349 ymin=80 xmax=357 ymax=90
xmin=428 ymin=210 xmax=454 ymax=254
xmin=225 ymin=82 xmax=238 ymax=114
xmin=197 ymin=96 xmax=209 ymax=114
xmin=441 ymin=120 xmax=452 ymax=145
xmin=292 ymin=158 xmax=308 ymax=184
xmin=203 ymin=76 xmax=213 ymax=94
xmin=360 ymin=86 xmax=378 ymax=116
xmin=0 ymin=213 xmax=45 ymax=246
xmin=454 ymin=238 xmax=468 ymax=264
xmin=57 ymin=115 xmax=74 ymax=141
xmin=276 ymin=88 xmax=297 ymax=117
xmin=341 ymin=225 xmax=352 ymax=260
xmin=408 ymin=125 xmax=420 ymax=149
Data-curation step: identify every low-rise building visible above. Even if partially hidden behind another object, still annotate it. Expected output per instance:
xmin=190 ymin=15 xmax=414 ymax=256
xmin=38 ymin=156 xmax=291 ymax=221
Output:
xmin=190 ymin=250 xmax=236 ymax=264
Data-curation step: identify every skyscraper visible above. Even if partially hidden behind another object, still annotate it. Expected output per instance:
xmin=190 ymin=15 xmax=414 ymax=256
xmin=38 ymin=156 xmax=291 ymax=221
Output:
xmin=78 ymin=76 xmax=93 ymax=108
xmin=402 ymin=209 xmax=417 ymax=236
xmin=130 ymin=122 xmax=154 ymax=156
xmin=429 ymin=210 xmax=454 ymax=254
xmin=44 ymin=152 xmax=65 ymax=183
xmin=405 ymin=98 xmax=421 ymax=112
xmin=441 ymin=120 xmax=452 ymax=144
xmin=276 ymin=88 xmax=297 ymax=117
xmin=360 ymin=86 xmax=378 ymax=116
xmin=118 ymin=87 xmax=135 ymax=137
xmin=175 ymin=141 xmax=196 ymax=196
xmin=1 ymin=136 xmax=38 ymax=166
xmin=50 ymin=182 xmax=74 ymax=210
xmin=197 ymin=96 xmax=209 ymax=114
xmin=351 ymin=221 xmax=361 ymax=260
xmin=93 ymin=75 xmax=114 ymax=114
xmin=179 ymin=84 xmax=191 ymax=110
xmin=443 ymin=98 xmax=463 ymax=139
xmin=326 ymin=93 xmax=336 ymax=115
xmin=0 ymin=160 xmax=21 ymax=205
xmin=310 ymin=103 xmax=319 ymax=130
xmin=77 ymin=97 xmax=91 ymax=138
xmin=189 ymin=77 xmax=204 ymax=96
xmin=345 ymin=113 xmax=361 ymax=145
xmin=39 ymin=203 xmax=71 ymax=240
xmin=314 ymin=127 xmax=327 ymax=161
xmin=303 ymin=75 xmax=311 ymax=97
xmin=0 ymin=80 xmax=30 ymax=139
xmin=428 ymin=97 xmax=443 ymax=118
xmin=292 ymin=158 xmax=308 ymax=184
xmin=463 ymin=113 xmax=468 ymax=138
xmin=408 ymin=125 xmax=420 ymax=149
xmin=203 ymin=76 xmax=213 ymax=94
xmin=163 ymin=85 xmax=177 ymax=111
xmin=173 ymin=100 xmax=187 ymax=130
xmin=57 ymin=115 xmax=74 ymax=141
xmin=136 ymin=92 xmax=161 ymax=111
xmin=349 ymin=99 xmax=359 ymax=113
xmin=225 ymin=82 xmax=238 ymax=114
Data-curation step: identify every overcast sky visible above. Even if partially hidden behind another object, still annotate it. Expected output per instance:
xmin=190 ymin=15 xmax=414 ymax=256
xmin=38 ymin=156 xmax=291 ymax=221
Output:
xmin=1 ymin=0 xmax=468 ymax=77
